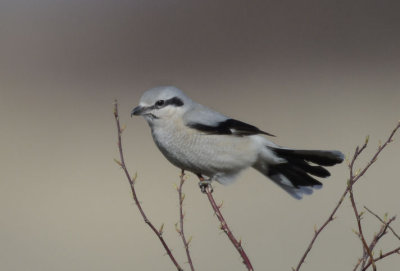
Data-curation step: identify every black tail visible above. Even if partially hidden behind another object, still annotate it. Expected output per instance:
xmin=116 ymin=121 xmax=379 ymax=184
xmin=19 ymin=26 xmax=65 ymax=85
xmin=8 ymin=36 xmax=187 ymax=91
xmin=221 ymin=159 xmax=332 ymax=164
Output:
xmin=271 ymin=148 xmax=344 ymax=166
xmin=257 ymin=148 xmax=344 ymax=199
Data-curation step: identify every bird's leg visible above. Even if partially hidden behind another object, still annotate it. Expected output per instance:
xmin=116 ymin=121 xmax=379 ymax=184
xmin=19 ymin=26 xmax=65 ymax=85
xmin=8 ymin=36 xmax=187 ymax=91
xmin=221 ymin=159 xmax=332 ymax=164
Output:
xmin=199 ymin=180 xmax=213 ymax=193
xmin=197 ymin=174 xmax=213 ymax=193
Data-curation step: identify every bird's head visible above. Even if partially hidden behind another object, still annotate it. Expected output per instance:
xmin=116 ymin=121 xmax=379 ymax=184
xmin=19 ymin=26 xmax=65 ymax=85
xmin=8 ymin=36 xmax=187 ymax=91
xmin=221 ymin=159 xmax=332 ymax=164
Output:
xmin=131 ymin=86 xmax=192 ymax=125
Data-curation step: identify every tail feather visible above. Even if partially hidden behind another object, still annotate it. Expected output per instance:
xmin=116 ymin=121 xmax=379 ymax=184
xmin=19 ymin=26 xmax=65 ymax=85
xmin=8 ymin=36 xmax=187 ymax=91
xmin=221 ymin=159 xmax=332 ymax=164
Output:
xmin=281 ymin=156 xmax=331 ymax=177
xmin=271 ymin=148 xmax=344 ymax=166
xmin=269 ymin=163 xmax=322 ymax=187
xmin=255 ymin=147 xmax=344 ymax=199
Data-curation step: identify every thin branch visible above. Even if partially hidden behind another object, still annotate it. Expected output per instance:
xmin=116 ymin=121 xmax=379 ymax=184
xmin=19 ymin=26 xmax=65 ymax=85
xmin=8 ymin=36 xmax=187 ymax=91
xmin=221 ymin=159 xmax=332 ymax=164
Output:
xmin=293 ymin=188 xmax=348 ymax=271
xmin=113 ymin=100 xmax=183 ymax=271
xmin=364 ymin=206 xmax=400 ymax=241
xmin=356 ymin=214 xmax=397 ymax=270
xmin=369 ymin=216 xmax=396 ymax=253
xmin=349 ymin=200 xmax=374 ymax=271
xmin=353 ymin=258 xmax=363 ymax=271
xmin=177 ymin=170 xmax=195 ymax=271
xmin=361 ymin=246 xmax=400 ymax=271
xmin=348 ymin=155 xmax=376 ymax=270
xmin=351 ymin=121 xmax=400 ymax=185
xmin=348 ymin=122 xmax=400 ymax=271
xmin=294 ymin=121 xmax=400 ymax=271
xmin=198 ymin=176 xmax=254 ymax=271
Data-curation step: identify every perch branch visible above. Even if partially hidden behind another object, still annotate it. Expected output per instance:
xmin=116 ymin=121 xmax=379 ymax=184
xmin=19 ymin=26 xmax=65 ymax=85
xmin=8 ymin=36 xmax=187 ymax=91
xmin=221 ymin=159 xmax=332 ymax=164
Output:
xmin=177 ymin=170 xmax=195 ymax=271
xmin=113 ymin=100 xmax=183 ymax=271
xmin=198 ymin=176 xmax=254 ymax=271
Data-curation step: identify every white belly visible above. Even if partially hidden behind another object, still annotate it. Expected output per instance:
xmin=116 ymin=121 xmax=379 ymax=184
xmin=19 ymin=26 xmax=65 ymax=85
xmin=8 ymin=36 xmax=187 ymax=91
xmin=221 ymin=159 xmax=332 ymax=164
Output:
xmin=151 ymin=122 xmax=260 ymax=177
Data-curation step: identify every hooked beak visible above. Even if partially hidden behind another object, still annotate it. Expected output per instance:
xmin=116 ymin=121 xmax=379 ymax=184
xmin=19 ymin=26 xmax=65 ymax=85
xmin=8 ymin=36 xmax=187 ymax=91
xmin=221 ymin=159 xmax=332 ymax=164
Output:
xmin=131 ymin=106 xmax=147 ymax=117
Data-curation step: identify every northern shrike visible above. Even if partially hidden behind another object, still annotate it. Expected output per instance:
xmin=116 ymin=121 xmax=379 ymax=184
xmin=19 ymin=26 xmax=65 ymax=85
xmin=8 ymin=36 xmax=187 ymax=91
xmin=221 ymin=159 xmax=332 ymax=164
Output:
xmin=131 ymin=86 xmax=344 ymax=199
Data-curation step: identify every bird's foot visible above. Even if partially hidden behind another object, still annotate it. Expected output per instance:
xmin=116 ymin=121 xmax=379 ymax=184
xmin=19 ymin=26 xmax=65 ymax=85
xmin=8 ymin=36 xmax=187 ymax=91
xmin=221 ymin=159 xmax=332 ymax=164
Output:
xmin=198 ymin=179 xmax=213 ymax=193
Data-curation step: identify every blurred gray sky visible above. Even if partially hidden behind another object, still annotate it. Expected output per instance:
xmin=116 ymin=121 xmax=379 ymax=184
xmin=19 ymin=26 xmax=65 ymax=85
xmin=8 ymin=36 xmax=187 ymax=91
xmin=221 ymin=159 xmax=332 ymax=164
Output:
xmin=1 ymin=0 xmax=400 ymax=86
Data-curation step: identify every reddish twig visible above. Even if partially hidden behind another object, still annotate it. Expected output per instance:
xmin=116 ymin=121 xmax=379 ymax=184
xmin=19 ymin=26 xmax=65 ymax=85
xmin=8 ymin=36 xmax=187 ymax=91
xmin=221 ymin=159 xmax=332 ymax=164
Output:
xmin=364 ymin=206 xmax=400 ymax=241
xmin=367 ymin=216 xmax=396 ymax=255
xmin=361 ymin=246 xmax=400 ymax=271
xmin=353 ymin=209 xmax=398 ymax=271
xmin=294 ymin=121 xmax=400 ymax=271
xmin=348 ymin=122 xmax=400 ymax=270
xmin=348 ymin=146 xmax=376 ymax=271
xmin=176 ymin=170 xmax=195 ymax=271
xmin=293 ymin=188 xmax=348 ymax=271
xmin=198 ymin=176 xmax=254 ymax=271
xmin=113 ymin=100 xmax=183 ymax=271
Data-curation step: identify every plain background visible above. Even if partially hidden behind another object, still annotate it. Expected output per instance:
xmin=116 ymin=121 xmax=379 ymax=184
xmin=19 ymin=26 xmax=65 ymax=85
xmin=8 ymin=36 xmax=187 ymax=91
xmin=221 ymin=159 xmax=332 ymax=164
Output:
xmin=1 ymin=1 xmax=399 ymax=270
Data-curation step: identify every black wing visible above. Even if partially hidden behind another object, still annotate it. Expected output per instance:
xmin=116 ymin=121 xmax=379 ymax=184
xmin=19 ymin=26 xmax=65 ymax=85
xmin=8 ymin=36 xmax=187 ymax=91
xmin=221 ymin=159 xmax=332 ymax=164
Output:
xmin=188 ymin=118 xmax=275 ymax=137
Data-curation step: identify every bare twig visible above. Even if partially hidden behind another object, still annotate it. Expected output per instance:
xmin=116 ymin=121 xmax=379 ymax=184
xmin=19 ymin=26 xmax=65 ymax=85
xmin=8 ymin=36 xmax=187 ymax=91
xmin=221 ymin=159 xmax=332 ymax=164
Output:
xmin=361 ymin=246 xmax=400 ymax=271
xmin=355 ymin=211 xmax=397 ymax=270
xmin=348 ymin=122 xmax=400 ymax=270
xmin=293 ymin=188 xmax=348 ymax=271
xmin=351 ymin=121 xmax=400 ymax=186
xmin=364 ymin=206 xmax=400 ymax=241
xmin=177 ymin=170 xmax=195 ymax=271
xmin=294 ymin=121 xmax=400 ymax=271
xmin=113 ymin=100 xmax=183 ymax=271
xmin=198 ymin=176 xmax=254 ymax=271
xmin=369 ymin=216 xmax=396 ymax=253
xmin=348 ymin=146 xmax=376 ymax=271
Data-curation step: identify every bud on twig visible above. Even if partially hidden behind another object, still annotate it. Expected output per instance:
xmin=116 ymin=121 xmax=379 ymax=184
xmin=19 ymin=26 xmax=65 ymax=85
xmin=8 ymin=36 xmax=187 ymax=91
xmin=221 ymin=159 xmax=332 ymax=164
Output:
xmin=120 ymin=124 xmax=126 ymax=133
xmin=187 ymin=236 xmax=193 ymax=246
xmin=159 ymin=223 xmax=165 ymax=235
xmin=113 ymin=158 xmax=122 ymax=167
xmin=217 ymin=200 xmax=224 ymax=209
xmin=181 ymin=193 xmax=186 ymax=203
xmin=175 ymin=222 xmax=181 ymax=234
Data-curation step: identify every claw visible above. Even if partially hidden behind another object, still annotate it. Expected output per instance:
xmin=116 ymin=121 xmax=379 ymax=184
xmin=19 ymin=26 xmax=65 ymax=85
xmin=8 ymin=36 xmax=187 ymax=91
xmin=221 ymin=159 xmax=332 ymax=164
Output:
xmin=198 ymin=179 xmax=213 ymax=193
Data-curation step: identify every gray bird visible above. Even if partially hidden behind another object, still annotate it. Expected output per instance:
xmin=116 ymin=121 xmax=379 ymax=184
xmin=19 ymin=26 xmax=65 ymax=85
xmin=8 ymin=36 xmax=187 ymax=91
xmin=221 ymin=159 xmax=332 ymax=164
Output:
xmin=131 ymin=86 xmax=344 ymax=199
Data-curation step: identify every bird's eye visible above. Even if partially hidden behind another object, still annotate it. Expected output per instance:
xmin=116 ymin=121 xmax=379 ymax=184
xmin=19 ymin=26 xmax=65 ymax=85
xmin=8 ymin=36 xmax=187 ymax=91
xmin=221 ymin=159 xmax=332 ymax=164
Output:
xmin=155 ymin=100 xmax=165 ymax=107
